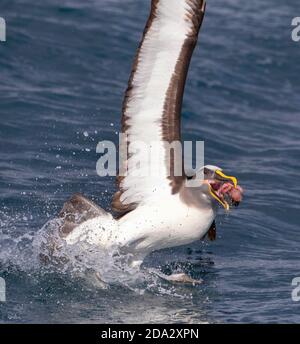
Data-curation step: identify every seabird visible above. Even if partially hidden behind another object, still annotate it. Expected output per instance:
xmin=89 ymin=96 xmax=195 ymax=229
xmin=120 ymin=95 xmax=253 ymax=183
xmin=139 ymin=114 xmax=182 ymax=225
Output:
xmin=53 ymin=0 xmax=243 ymax=271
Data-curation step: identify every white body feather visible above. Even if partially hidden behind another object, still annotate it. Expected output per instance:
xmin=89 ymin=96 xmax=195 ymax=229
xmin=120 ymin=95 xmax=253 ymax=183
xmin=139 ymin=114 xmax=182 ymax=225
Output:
xmin=66 ymin=193 xmax=215 ymax=263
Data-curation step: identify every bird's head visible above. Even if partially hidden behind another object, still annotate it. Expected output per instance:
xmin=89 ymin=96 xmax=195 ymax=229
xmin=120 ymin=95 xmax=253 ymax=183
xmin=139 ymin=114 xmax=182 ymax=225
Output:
xmin=199 ymin=165 xmax=243 ymax=210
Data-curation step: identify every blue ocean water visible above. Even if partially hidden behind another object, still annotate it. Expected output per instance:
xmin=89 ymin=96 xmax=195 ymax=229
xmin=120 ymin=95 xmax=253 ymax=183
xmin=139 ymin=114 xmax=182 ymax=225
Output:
xmin=0 ymin=0 xmax=299 ymax=323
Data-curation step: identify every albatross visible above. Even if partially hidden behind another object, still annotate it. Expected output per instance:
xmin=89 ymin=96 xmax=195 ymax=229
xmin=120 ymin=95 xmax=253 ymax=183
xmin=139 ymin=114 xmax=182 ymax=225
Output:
xmin=54 ymin=0 xmax=243 ymax=272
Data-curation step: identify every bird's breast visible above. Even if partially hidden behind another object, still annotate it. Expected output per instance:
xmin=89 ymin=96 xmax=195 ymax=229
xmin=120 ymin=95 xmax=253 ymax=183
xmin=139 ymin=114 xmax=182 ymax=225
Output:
xmin=117 ymin=194 xmax=215 ymax=254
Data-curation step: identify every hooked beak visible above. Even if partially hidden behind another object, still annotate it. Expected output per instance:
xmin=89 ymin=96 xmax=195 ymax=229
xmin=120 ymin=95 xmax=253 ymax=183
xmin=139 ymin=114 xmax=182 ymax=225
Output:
xmin=215 ymin=170 xmax=238 ymax=188
xmin=208 ymin=170 xmax=239 ymax=210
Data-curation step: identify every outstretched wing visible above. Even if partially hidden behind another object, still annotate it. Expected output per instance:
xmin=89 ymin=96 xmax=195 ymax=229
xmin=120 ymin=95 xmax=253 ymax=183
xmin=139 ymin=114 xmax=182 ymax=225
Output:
xmin=112 ymin=0 xmax=206 ymax=215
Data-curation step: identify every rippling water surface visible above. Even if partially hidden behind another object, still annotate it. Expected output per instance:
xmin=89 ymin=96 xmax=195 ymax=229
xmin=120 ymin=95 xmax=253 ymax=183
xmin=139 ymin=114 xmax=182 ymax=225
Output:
xmin=0 ymin=0 xmax=300 ymax=323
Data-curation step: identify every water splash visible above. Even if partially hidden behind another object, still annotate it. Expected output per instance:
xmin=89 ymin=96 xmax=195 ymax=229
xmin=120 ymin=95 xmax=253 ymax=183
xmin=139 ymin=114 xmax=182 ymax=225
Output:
xmin=0 ymin=211 xmax=198 ymax=300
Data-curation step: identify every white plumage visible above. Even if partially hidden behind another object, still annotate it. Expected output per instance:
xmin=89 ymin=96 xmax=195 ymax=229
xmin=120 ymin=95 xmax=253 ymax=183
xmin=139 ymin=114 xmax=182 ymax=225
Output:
xmin=56 ymin=1 xmax=228 ymax=269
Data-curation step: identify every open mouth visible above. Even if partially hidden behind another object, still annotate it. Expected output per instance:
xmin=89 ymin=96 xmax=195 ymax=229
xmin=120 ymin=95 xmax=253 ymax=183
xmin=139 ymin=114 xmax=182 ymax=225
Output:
xmin=208 ymin=171 xmax=243 ymax=210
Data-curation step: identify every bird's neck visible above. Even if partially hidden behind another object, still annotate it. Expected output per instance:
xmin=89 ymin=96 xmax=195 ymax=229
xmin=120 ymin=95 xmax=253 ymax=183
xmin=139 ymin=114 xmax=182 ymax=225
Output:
xmin=179 ymin=182 xmax=214 ymax=210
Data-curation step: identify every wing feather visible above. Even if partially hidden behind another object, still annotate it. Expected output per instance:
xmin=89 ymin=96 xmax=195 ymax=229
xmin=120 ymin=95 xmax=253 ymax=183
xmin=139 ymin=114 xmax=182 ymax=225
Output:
xmin=112 ymin=0 xmax=206 ymax=215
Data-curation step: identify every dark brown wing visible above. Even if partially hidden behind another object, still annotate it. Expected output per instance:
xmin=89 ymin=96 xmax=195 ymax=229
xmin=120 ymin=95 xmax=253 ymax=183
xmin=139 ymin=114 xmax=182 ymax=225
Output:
xmin=59 ymin=193 xmax=107 ymax=237
xmin=112 ymin=0 xmax=206 ymax=216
